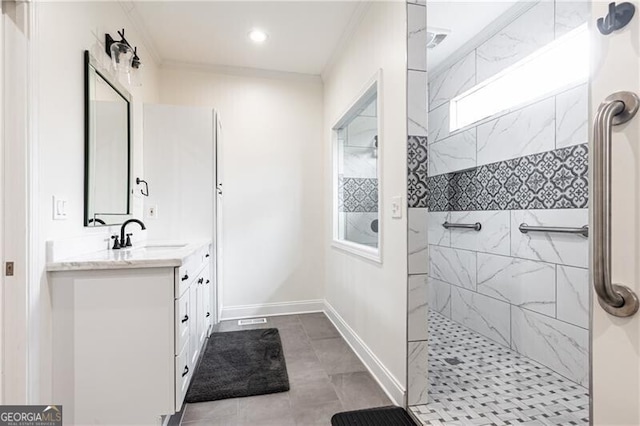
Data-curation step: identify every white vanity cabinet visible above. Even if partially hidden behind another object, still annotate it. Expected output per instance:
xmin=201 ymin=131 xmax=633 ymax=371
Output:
xmin=48 ymin=241 xmax=213 ymax=425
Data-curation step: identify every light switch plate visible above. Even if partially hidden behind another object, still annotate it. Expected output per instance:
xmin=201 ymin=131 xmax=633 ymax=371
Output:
xmin=391 ymin=196 xmax=402 ymax=219
xmin=53 ymin=196 xmax=68 ymax=220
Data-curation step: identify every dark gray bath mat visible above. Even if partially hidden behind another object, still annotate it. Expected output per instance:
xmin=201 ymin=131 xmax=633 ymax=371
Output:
xmin=331 ymin=406 xmax=417 ymax=426
xmin=185 ymin=328 xmax=289 ymax=403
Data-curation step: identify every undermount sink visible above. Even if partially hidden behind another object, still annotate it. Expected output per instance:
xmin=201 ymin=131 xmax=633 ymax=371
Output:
xmin=134 ymin=243 xmax=188 ymax=251
xmin=145 ymin=244 xmax=187 ymax=249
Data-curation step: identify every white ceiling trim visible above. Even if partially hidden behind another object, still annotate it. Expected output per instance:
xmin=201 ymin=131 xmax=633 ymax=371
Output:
xmin=161 ymin=59 xmax=324 ymax=82
xmin=119 ymin=0 xmax=163 ymax=67
xmin=321 ymin=0 xmax=372 ymax=80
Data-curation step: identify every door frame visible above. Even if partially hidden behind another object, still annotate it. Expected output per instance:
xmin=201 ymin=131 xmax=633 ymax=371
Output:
xmin=2 ymin=0 xmax=38 ymax=404
xmin=214 ymin=111 xmax=223 ymax=324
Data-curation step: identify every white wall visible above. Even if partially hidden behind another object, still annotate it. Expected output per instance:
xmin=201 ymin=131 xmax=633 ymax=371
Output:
xmin=29 ymin=1 xmax=160 ymax=403
xmin=158 ymin=67 xmax=325 ymax=315
xmin=322 ymin=2 xmax=408 ymax=401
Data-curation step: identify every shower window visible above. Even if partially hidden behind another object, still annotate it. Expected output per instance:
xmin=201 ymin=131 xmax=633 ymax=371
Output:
xmin=450 ymin=23 xmax=589 ymax=131
xmin=332 ymin=76 xmax=381 ymax=261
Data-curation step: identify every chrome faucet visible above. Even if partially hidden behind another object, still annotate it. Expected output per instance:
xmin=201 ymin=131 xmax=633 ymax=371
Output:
xmin=119 ymin=218 xmax=146 ymax=248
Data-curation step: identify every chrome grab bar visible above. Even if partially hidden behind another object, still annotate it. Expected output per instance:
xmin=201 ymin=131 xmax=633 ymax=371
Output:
xmin=519 ymin=223 xmax=589 ymax=238
xmin=592 ymin=91 xmax=640 ymax=317
xmin=442 ymin=221 xmax=481 ymax=231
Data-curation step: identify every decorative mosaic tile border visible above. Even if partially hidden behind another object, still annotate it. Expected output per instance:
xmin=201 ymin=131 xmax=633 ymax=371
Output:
xmin=339 ymin=177 xmax=379 ymax=213
xmin=408 ymin=143 xmax=588 ymax=211
xmin=408 ymin=135 xmax=429 ymax=208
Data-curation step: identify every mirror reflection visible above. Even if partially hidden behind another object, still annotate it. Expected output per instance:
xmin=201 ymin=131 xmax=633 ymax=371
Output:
xmin=84 ymin=51 xmax=131 ymax=226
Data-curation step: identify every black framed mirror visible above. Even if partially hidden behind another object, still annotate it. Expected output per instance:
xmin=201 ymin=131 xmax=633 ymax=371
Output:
xmin=84 ymin=50 xmax=132 ymax=227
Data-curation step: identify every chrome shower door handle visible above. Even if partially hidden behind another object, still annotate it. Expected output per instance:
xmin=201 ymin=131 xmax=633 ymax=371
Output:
xmin=592 ymin=91 xmax=640 ymax=317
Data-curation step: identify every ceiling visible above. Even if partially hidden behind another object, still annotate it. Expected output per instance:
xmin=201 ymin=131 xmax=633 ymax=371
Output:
xmin=131 ymin=1 xmax=362 ymax=75
xmin=427 ymin=1 xmax=519 ymax=71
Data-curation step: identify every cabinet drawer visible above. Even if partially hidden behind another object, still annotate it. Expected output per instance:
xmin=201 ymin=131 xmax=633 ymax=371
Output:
xmin=175 ymin=292 xmax=190 ymax=355
xmin=175 ymin=247 xmax=210 ymax=298
xmin=175 ymin=341 xmax=191 ymax=412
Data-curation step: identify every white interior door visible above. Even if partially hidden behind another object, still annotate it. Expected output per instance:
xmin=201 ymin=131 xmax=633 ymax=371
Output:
xmin=214 ymin=112 xmax=223 ymax=323
xmin=2 ymin=1 xmax=30 ymax=404
xmin=591 ymin=1 xmax=640 ymax=423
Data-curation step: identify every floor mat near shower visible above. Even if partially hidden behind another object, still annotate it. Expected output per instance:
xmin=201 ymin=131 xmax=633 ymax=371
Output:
xmin=331 ymin=406 xmax=417 ymax=426
xmin=185 ymin=328 xmax=289 ymax=403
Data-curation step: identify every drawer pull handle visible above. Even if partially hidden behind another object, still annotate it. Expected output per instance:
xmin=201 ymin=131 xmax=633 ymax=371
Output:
xmin=181 ymin=315 xmax=189 ymax=323
xmin=206 ymin=312 xmax=210 ymax=318
xmin=205 ymin=253 xmax=210 ymax=258
xmin=181 ymin=274 xmax=189 ymax=282
xmin=182 ymin=366 xmax=189 ymax=377
xmin=206 ymin=280 xmax=210 ymax=284
xmin=198 ymin=278 xmax=204 ymax=284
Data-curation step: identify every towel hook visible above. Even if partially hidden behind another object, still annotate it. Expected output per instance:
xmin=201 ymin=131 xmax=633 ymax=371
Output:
xmin=136 ymin=178 xmax=149 ymax=197
xmin=597 ymin=2 xmax=635 ymax=35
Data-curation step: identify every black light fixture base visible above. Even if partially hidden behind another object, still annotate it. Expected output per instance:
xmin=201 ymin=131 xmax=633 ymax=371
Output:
xmin=105 ymin=29 xmax=142 ymax=69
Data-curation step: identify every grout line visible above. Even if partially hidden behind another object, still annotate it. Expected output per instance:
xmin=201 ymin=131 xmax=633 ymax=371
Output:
xmin=555 ymin=264 xmax=559 ymax=319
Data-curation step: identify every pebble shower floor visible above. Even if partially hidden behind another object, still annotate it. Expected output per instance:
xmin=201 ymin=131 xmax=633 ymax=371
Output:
xmin=410 ymin=312 xmax=589 ymax=426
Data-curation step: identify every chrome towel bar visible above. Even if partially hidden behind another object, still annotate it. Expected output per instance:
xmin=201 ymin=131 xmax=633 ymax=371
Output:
xmin=592 ymin=91 xmax=639 ymax=317
xmin=442 ymin=221 xmax=481 ymax=231
xmin=518 ymin=223 xmax=589 ymax=238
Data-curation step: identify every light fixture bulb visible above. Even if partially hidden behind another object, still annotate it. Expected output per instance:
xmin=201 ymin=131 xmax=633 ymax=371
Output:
xmin=248 ymin=29 xmax=268 ymax=44
xmin=110 ymin=42 xmax=133 ymax=75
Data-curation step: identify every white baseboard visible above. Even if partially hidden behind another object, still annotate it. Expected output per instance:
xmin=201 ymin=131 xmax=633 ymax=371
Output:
xmin=220 ymin=299 xmax=324 ymax=320
xmin=323 ymin=301 xmax=406 ymax=406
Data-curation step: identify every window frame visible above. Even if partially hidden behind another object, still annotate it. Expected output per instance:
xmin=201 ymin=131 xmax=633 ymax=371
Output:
xmin=331 ymin=70 xmax=383 ymax=263
xmin=449 ymin=23 xmax=589 ymax=132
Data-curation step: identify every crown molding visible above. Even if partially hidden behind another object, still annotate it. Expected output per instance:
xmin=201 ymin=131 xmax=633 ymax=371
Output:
xmin=118 ymin=0 xmax=163 ymax=67
xmin=161 ymin=60 xmax=323 ymax=82
xmin=321 ymin=1 xmax=373 ymax=81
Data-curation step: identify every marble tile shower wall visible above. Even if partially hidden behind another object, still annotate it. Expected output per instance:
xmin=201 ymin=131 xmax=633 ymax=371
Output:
xmin=406 ymin=0 xmax=591 ymax=404
xmin=406 ymin=0 xmax=429 ymax=407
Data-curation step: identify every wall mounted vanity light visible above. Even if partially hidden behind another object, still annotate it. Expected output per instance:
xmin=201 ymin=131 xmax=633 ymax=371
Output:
xmin=105 ymin=29 xmax=142 ymax=85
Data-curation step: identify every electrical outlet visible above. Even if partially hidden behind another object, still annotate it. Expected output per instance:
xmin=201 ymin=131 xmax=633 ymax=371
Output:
xmin=391 ymin=196 xmax=402 ymax=219
xmin=53 ymin=196 xmax=68 ymax=220
xmin=147 ymin=205 xmax=158 ymax=219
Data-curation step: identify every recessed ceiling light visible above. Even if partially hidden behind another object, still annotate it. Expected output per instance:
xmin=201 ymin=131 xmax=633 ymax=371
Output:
xmin=248 ymin=29 xmax=268 ymax=44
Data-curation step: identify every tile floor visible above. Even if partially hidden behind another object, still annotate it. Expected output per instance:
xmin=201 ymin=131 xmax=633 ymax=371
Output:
xmin=179 ymin=313 xmax=392 ymax=426
xmin=410 ymin=311 xmax=589 ymax=426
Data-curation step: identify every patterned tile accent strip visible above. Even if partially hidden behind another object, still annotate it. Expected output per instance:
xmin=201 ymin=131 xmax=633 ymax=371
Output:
xmin=410 ymin=311 xmax=589 ymax=426
xmin=408 ymin=135 xmax=429 ymax=208
xmin=427 ymin=143 xmax=588 ymax=212
xmin=339 ymin=176 xmax=379 ymax=212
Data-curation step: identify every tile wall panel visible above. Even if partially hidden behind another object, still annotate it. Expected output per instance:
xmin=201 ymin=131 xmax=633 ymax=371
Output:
xmin=556 ymin=84 xmax=589 ymax=149
xmin=477 ymin=253 xmax=556 ymax=316
xmin=476 ymin=98 xmax=555 ymax=167
xmin=428 ymin=51 xmax=475 ymax=110
xmin=416 ymin=0 xmax=591 ymax=392
xmin=409 ymin=275 xmax=429 ymax=341
xmin=476 ymin=1 xmax=555 ymax=82
xmin=511 ymin=306 xmax=589 ymax=386
xmin=428 ymin=129 xmax=476 ymax=176
xmin=451 ymin=286 xmax=511 ymax=347
xmin=408 ymin=208 xmax=429 ymax=274
xmin=449 ymin=210 xmax=510 ymax=255
xmin=429 ymin=245 xmax=476 ymax=291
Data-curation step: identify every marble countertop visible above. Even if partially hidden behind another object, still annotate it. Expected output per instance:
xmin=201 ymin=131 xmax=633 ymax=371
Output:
xmin=46 ymin=240 xmax=210 ymax=272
